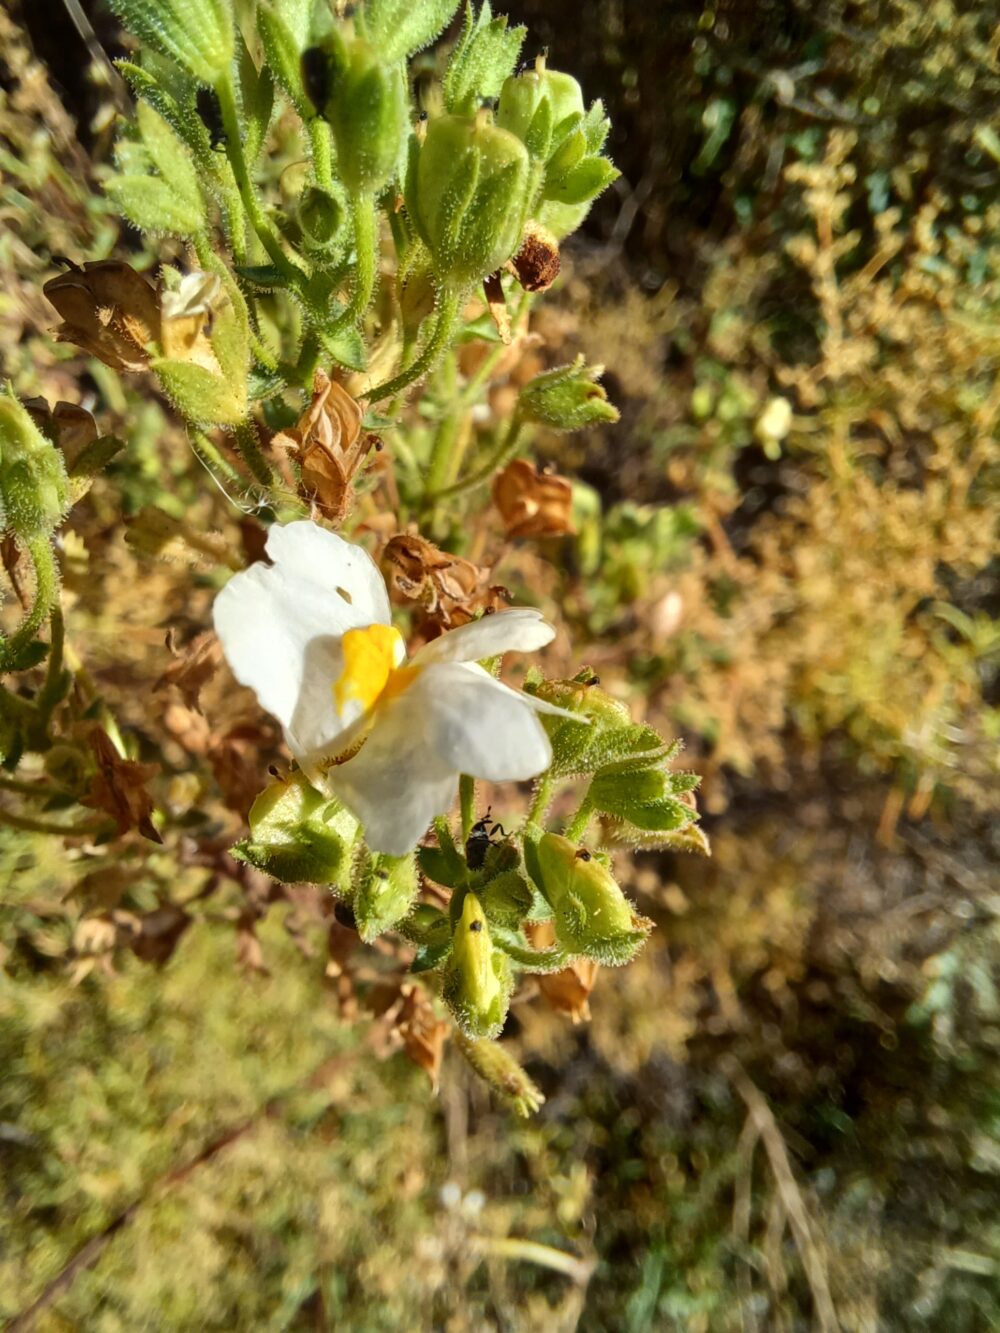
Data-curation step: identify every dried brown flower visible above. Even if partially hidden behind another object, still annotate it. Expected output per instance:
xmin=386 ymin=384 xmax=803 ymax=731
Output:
xmin=527 ymin=920 xmax=598 ymax=1022
xmin=44 ymin=259 xmax=160 ymax=372
xmin=511 ymin=222 xmax=561 ymax=293
xmin=156 ymin=628 xmax=223 ymax=711
xmin=396 ymin=984 xmax=449 ymax=1091
xmin=272 ymin=370 xmax=374 ymax=525
xmin=381 ymin=531 xmax=509 ymax=634
xmin=83 ymin=725 xmax=161 ymax=842
xmin=492 ymin=458 xmax=575 ymax=539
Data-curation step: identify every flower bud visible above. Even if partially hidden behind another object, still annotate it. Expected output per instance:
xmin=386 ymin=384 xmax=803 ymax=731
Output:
xmin=405 ymin=112 xmax=534 ymax=289
xmin=518 ymin=356 xmax=619 ymax=432
xmin=298 ymin=185 xmax=347 ymax=255
xmin=232 ymin=772 xmax=359 ymax=886
xmin=354 ymin=852 xmax=419 ymax=942
xmin=497 ymin=62 xmax=584 ymax=163
xmin=0 ymin=391 xmax=69 ymax=539
xmin=589 ymin=764 xmax=700 ymax=834
xmin=454 ymin=1031 xmax=544 ymax=1117
xmin=109 ymin=0 xmax=233 ymax=85
xmin=442 ymin=892 xmax=514 ymax=1039
xmin=527 ymin=833 xmax=651 ymax=966
xmin=312 ymin=34 xmax=407 ymax=195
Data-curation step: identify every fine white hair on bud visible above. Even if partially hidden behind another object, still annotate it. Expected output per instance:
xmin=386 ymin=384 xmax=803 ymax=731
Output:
xmin=213 ymin=521 xmax=580 ymax=855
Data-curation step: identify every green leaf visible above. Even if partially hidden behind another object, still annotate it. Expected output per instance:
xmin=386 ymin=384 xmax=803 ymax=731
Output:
xmin=544 ymin=154 xmax=619 ymax=207
xmin=106 ymin=174 xmax=204 ymax=238
xmin=137 ymin=100 xmax=201 ymax=202
xmin=478 ymin=869 xmax=534 ymax=931
xmin=153 ymin=359 xmax=247 ymax=425
xmin=109 ymin=0 xmax=233 ymax=84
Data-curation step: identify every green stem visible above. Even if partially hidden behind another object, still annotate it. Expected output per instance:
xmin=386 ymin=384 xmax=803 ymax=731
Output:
xmin=366 ymin=286 xmax=464 ymax=403
xmin=425 ymin=413 xmax=524 ymax=504
xmin=308 ymin=118 xmax=335 ymax=192
xmin=0 ymin=774 xmax=71 ymax=798
xmin=231 ymin=419 xmax=272 ymax=487
xmin=564 ymin=791 xmax=595 ymax=843
xmin=525 ymin=771 xmax=555 ymax=831
xmin=327 ymin=191 xmax=378 ymax=334
xmin=1 ymin=537 xmax=59 ymax=674
xmin=294 ymin=331 xmax=322 ymax=389
xmin=34 ymin=605 xmax=67 ymax=722
xmin=215 ymin=72 xmax=307 ymax=287
xmin=194 ymin=234 xmax=280 ymax=373
xmin=459 ymin=775 xmax=475 ymax=842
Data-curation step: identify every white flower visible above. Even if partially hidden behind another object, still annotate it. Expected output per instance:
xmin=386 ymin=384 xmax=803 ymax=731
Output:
xmin=213 ymin=521 xmax=576 ymax=855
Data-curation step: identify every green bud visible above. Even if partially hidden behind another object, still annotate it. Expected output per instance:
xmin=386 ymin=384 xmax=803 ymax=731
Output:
xmin=0 ymin=391 xmax=69 ymax=539
xmin=354 ymin=852 xmax=419 ymax=942
xmin=109 ymin=0 xmax=233 ymax=86
xmin=362 ymin=0 xmax=462 ymax=64
xmin=442 ymin=892 xmax=513 ymax=1039
xmin=405 ymin=112 xmax=534 ymax=289
xmin=443 ymin=2 xmax=526 ymax=117
xmin=232 ymin=772 xmax=359 ymax=885
xmin=498 ymin=62 xmax=584 ymax=162
xmin=518 ymin=356 xmax=619 ymax=432
xmin=498 ymin=59 xmax=617 ymax=236
xmin=590 ymin=765 xmax=700 ymax=834
xmin=528 ymin=832 xmax=651 ymax=966
xmin=313 ymin=34 xmax=407 ymax=195
xmin=455 ymin=1031 xmax=544 ymax=1117
xmin=298 ymin=185 xmax=347 ymax=254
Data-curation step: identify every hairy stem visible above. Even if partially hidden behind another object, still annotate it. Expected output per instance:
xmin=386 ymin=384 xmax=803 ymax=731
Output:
xmin=0 ymin=536 xmax=59 ymax=674
xmin=231 ymin=418 xmax=273 ymax=488
xmin=308 ymin=117 xmax=335 ymax=192
xmin=366 ymin=286 xmax=464 ymax=403
xmin=327 ymin=191 xmax=378 ymax=334
xmin=563 ymin=792 xmax=595 ymax=843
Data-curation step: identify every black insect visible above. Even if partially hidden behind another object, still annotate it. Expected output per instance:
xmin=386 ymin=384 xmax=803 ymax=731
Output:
xmin=575 ymin=848 xmax=593 ymax=862
xmin=196 ymin=87 xmax=226 ymax=149
xmin=466 ymin=807 xmax=509 ymax=870
xmin=469 ymin=919 xmax=483 ymax=933
xmin=301 ymin=46 xmax=332 ymax=113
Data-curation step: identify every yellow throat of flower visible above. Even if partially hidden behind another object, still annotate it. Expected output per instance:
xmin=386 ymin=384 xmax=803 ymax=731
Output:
xmin=333 ymin=623 xmax=418 ymax=718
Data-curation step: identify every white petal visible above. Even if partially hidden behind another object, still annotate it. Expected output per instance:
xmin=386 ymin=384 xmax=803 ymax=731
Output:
xmin=325 ymin=683 xmax=459 ymax=856
xmin=417 ymin=663 xmax=555 ymax=780
xmin=264 ymin=521 xmax=391 ymax=625
xmin=213 ymin=521 xmax=391 ymax=766
xmin=412 ymin=607 xmax=555 ymax=666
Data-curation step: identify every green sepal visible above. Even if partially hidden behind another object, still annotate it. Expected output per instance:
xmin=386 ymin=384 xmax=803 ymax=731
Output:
xmin=478 ymin=868 xmax=534 ymax=931
xmin=398 ymin=904 xmax=453 ymax=972
xmin=443 ymin=2 xmax=526 ymax=117
xmin=354 ymin=852 xmax=419 ymax=942
xmin=544 ymin=153 xmax=619 ymax=207
xmin=258 ymin=2 xmax=311 ymax=116
xmin=3 ymin=639 xmax=49 ymax=673
xmin=360 ymin=0 xmax=462 ymax=63
xmin=489 ymin=928 xmax=572 ymax=974
xmin=232 ymin=772 xmax=360 ymax=886
xmin=418 ymin=839 xmax=468 ymax=890
xmin=237 ymin=31 xmax=275 ymax=165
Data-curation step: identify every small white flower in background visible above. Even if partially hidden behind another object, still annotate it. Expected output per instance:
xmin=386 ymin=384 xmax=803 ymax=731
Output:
xmin=160 ymin=270 xmax=221 ymax=323
xmin=213 ymin=521 xmax=577 ymax=856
